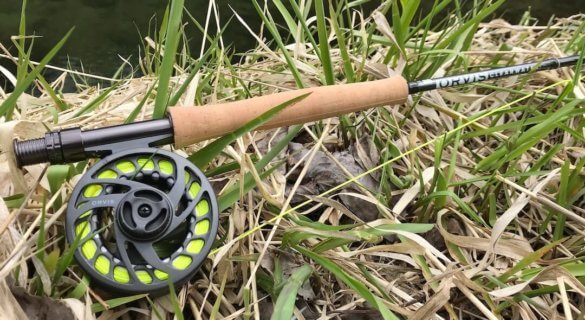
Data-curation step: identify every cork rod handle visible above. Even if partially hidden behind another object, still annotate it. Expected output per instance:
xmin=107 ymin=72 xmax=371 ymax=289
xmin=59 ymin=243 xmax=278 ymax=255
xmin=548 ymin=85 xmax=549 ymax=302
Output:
xmin=168 ymin=76 xmax=409 ymax=147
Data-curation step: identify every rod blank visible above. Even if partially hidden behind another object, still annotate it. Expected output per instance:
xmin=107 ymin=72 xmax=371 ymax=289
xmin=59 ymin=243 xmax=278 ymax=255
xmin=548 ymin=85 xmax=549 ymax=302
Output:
xmin=408 ymin=55 xmax=580 ymax=93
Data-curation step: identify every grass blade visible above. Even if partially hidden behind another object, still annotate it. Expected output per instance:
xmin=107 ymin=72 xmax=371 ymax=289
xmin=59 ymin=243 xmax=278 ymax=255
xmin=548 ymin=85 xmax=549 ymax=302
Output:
xmin=167 ymin=34 xmax=221 ymax=106
xmin=476 ymin=99 xmax=580 ymax=171
xmin=188 ymin=92 xmax=311 ymax=168
xmin=16 ymin=0 xmax=28 ymax=84
xmin=47 ymin=165 xmax=70 ymax=211
xmin=294 ymin=245 xmax=399 ymax=320
xmin=73 ymin=81 xmax=121 ymax=117
xmin=251 ymin=0 xmax=304 ymax=88
xmin=329 ymin=1 xmax=354 ymax=82
xmin=124 ymin=82 xmax=157 ymax=123
xmin=217 ymin=121 xmax=305 ymax=211
xmin=91 ymin=294 xmax=149 ymax=313
xmin=153 ymin=0 xmax=185 ymax=118
xmin=0 ymin=28 xmax=74 ymax=119
xmin=315 ymin=0 xmax=334 ymax=85
xmin=218 ymin=160 xmax=285 ymax=212
xmin=271 ymin=265 xmax=313 ymax=320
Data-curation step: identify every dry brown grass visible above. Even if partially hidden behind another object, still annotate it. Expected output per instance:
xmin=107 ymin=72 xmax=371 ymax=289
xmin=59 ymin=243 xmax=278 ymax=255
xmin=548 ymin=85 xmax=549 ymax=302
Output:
xmin=0 ymin=5 xmax=584 ymax=320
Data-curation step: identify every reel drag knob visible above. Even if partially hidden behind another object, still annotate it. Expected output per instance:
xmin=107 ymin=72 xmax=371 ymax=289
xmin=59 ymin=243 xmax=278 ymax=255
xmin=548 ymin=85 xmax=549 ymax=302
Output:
xmin=65 ymin=148 xmax=218 ymax=296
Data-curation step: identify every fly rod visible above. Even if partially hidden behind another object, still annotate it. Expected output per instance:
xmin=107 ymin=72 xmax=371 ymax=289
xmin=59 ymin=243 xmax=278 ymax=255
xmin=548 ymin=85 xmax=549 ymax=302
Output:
xmin=10 ymin=54 xmax=581 ymax=296
xmin=14 ymin=55 xmax=580 ymax=167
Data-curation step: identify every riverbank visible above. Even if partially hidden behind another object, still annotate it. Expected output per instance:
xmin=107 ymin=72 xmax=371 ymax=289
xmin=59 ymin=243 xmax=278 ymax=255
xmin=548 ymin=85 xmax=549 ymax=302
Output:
xmin=1 ymin=4 xmax=584 ymax=319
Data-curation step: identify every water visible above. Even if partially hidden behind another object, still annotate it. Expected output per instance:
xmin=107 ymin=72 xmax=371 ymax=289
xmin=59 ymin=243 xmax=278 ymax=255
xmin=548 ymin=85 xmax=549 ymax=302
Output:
xmin=0 ymin=0 xmax=582 ymax=86
xmin=0 ymin=1 xmax=270 ymax=81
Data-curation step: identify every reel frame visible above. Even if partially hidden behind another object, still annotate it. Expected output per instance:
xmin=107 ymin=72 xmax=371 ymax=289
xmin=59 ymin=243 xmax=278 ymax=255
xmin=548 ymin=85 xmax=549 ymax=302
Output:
xmin=60 ymin=127 xmax=219 ymax=296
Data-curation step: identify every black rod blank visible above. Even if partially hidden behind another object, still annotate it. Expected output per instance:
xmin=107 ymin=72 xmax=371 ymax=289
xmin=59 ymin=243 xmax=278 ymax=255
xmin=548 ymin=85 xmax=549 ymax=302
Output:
xmin=408 ymin=55 xmax=581 ymax=94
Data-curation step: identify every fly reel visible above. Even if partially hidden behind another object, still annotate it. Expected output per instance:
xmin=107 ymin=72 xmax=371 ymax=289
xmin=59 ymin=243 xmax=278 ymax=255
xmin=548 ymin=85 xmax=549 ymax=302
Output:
xmin=65 ymin=148 xmax=218 ymax=296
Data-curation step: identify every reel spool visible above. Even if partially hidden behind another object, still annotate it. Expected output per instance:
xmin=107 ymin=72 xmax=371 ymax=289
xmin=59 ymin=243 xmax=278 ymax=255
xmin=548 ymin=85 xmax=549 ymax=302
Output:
xmin=65 ymin=148 xmax=218 ymax=296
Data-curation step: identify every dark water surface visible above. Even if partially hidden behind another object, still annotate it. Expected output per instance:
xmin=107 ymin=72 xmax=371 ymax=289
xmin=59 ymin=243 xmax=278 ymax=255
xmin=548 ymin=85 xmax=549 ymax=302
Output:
xmin=0 ymin=0 xmax=582 ymax=83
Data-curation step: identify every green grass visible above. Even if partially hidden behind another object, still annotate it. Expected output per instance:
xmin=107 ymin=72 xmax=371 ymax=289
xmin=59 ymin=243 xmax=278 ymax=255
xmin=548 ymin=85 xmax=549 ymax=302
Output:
xmin=152 ymin=0 xmax=185 ymax=118
xmin=1 ymin=0 xmax=584 ymax=319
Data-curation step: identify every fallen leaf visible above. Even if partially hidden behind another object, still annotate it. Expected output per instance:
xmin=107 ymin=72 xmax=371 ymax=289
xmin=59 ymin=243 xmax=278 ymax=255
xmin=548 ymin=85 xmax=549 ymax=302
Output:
xmin=0 ymin=279 xmax=28 ymax=320
xmin=10 ymin=285 xmax=93 ymax=320
xmin=286 ymin=141 xmax=380 ymax=222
